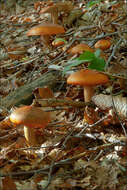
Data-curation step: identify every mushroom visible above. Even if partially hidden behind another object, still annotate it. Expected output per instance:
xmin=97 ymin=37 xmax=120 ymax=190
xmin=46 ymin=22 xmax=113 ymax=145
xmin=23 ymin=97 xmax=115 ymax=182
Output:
xmin=26 ymin=23 xmax=65 ymax=48
xmin=10 ymin=106 xmax=50 ymax=146
xmin=40 ymin=2 xmax=73 ymax=24
xmin=94 ymin=39 xmax=111 ymax=50
xmin=67 ymin=69 xmax=109 ymax=102
xmin=68 ymin=43 xmax=94 ymax=55
xmin=52 ymin=38 xmax=65 ymax=47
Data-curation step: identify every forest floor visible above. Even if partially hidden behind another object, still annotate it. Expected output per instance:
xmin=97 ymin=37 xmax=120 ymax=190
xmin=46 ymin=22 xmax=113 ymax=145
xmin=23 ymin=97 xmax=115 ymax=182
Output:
xmin=0 ymin=1 xmax=127 ymax=190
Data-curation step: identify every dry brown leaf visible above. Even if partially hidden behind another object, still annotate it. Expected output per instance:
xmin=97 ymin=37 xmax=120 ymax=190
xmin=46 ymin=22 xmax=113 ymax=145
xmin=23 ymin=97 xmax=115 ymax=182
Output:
xmin=33 ymin=86 xmax=54 ymax=99
xmin=38 ymin=86 xmax=54 ymax=99
xmin=7 ymin=46 xmax=26 ymax=60
xmin=1 ymin=177 xmax=17 ymax=190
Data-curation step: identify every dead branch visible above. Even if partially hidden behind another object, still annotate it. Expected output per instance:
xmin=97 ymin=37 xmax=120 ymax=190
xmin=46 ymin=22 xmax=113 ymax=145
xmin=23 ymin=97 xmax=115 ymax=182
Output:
xmin=0 ymin=71 xmax=58 ymax=109
xmin=34 ymin=98 xmax=92 ymax=108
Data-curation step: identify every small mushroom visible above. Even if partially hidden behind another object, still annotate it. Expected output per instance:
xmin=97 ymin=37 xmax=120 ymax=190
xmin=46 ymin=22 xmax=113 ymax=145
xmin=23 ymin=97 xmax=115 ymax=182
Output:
xmin=94 ymin=39 xmax=111 ymax=50
xmin=52 ymin=38 xmax=65 ymax=47
xmin=27 ymin=23 xmax=65 ymax=48
xmin=10 ymin=106 xmax=50 ymax=146
xmin=68 ymin=43 xmax=94 ymax=55
xmin=67 ymin=69 xmax=109 ymax=102
xmin=40 ymin=2 xmax=73 ymax=24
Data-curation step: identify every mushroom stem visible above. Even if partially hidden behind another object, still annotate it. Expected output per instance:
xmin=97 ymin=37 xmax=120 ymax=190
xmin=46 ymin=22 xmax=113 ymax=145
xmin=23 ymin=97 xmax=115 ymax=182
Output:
xmin=40 ymin=35 xmax=51 ymax=49
xmin=24 ymin=126 xmax=37 ymax=146
xmin=51 ymin=12 xmax=58 ymax=24
xmin=84 ymin=86 xmax=95 ymax=102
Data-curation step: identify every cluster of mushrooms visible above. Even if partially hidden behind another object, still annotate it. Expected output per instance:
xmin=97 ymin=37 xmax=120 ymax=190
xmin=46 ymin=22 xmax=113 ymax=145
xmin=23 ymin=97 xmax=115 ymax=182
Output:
xmin=26 ymin=2 xmax=73 ymax=48
xmin=10 ymin=69 xmax=109 ymax=146
xmin=10 ymin=2 xmax=109 ymax=147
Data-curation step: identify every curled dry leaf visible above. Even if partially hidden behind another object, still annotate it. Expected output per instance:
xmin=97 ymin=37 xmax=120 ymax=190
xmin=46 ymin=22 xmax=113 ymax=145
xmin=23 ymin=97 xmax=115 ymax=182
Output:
xmin=33 ymin=86 xmax=54 ymax=99
xmin=92 ymin=94 xmax=127 ymax=119
xmin=38 ymin=86 xmax=54 ymax=99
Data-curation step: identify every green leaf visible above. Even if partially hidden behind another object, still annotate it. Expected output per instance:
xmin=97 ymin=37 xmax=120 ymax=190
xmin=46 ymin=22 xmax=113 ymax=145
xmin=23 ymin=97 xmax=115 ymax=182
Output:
xmin=88 ymin=57 xmax=106 ymax=71
xmin=79 ymin=51 xmax=95 ymax=61
xmin=63 ymin=50 xmax=106 ymax=75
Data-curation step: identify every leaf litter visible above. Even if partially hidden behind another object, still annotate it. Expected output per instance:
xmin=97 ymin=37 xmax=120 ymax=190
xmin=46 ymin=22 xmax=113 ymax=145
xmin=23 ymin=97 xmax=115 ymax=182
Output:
xmin=0 ymin=0 xmax=127 ymax=190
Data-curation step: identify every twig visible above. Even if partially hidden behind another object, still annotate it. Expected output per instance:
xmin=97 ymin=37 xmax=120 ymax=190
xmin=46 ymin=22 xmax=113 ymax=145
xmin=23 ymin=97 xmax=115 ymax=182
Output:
xmin=15 ymin=144 xmax=60 ymax=151
xmin=0 ymin=131 xmax=18 ymax=141
xmin=34 ymin=98 xmax=93 ymax=108
xmin=77 ymin=31 xmax=118 ymax=42
xmin=77 ymin=30 xmax=127 ymax=43
xmin=0 ymin=71 xmax=58 ymax=109
xmin=94 ymin=150 xmax=103 ymax=161
xmin=1 ymin=69 xmax=25 ymax=85
xmin=100 ymin=71 xmax=127 ymax=80
xmin=105 ymin=38 xmax=123 ymax=70
xmin=42 ymin=129 xmax=75 ymax=190
xmin=0 ymin=55 xmax=39 ymax=69
xmin=47 ymin=38 xmax=76 ymax=65
xmin=77 ymin=114 xmax=109 ymax=136
xmin=78 ymin=25 xmax=98 ymax=31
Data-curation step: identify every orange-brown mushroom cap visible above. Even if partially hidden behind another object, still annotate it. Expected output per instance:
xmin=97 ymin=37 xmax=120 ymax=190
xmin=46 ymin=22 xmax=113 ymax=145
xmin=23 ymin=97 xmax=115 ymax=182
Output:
xmin=26 ymin=23 xmax=65 ymax=36
xmin=68 ymin=44 xmax=94 ymax=55
xmin=10 ymin=106 xmax=50 ymax=128
xmin=67 ymin=69 xmax=109 ymax=86
xmin=67 ymin=69 xmax=109 ymax=102
xmin=94 ymin=39 xmax=111 ymax=50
